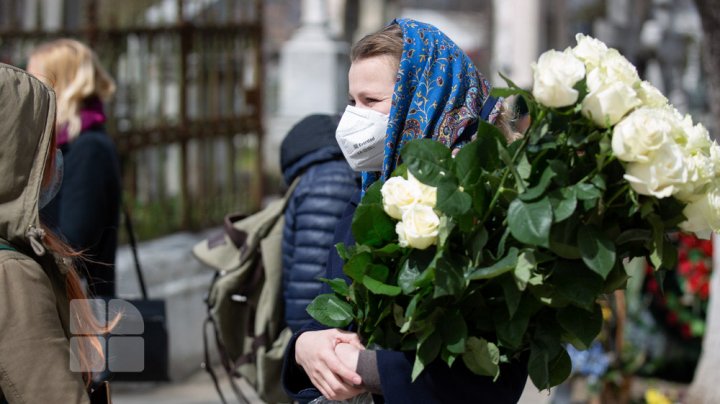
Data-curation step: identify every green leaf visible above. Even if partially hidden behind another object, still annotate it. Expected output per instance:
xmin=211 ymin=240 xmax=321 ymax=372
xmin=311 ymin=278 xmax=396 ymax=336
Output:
xmin=574 ymin=183 xmax=602 ymax=201
xmin=500 ymin=275 xmax=522 ymax=318
xmin=402 ymin=139 xmax=453 ymax=187
xmin=497 ymin=73 xmax=534 ymax=98
xmin=398 ymin=249 xmax=435 ymax=293
xmin=475 ymin=120 xmax=509 ymax=170
xmin=412 ymin=331 xmax=442 ymax=380
xmin=437 ymin=180 xmax=472 ymax=217
xmin=517 ymin=154 xmax=532 ymax=181
xmin=528 ymin=321 xmax=570 ymax=390
xmin=470 ymin=179 xmax=489 ymax=216
xmin=453 ymin=140 xmax=484 ymax=187
xmin=552 ymin=260 xmax=603 ymax=310
xmin=306 ymin=294 xmax=354 ymax=328
xmin=335 ymin=243 xmax=350 ymax=261
xmin=375 ymin=243 xmax=402 ymax=256
xmin=549 ymin=218 xmax=581 ymax=260
xmin=557 ymin=304 xmax=603 ymax=349
xmin=549 ymin=349 xmax=572 ymax=388
xmin=514 ymin=251 xmax=535 ymax=291
xmin=578 ymin=226 xmax=616 ymax=279
xmin=352 ymin=182 xmax=396 ymax=247
xmin=343 ymin=252 xmax=372 ymax=281
xmin=362 ymin=277 xmax=402 ymax=296
xmin=519 ymin=166 xmax=555 ymax=202
xmin=434 ymin=256 xmax=466 ymax=298
xmin=548 ymin=187 xmax=577 ymax=222
xmin=441 ymin=349 xmax=459 ymax=369
xmin=367 ymin=264 xmax=389 ymax=282
xmin=490 ymin=87 xmax=523 ymax=98
xmin=400 ymin=294 xmax=421 ymax=333
xmin=320 ymin=277 xmax=349 ymax=297
xmin=438 ymin=216 xmax=455 ymax=247
xmin=442 ymin=311 xmax=468 ymax=354
xmin=508 ymin=198 xmax=553 ymax=247
xmin=462 ymin=337 xmax=500 ymax=378
xmin=467 ymin=247 xmax=519 ymax=280
xmin=495 ymin=294 xmax=536 ymax=348
xmin=616 ymin=229 xmax=652 ymax=245
xmin=470 ymin=227 xmax=489 ymax=265
xmin=602 ymin=263 xmax=629 ymax=293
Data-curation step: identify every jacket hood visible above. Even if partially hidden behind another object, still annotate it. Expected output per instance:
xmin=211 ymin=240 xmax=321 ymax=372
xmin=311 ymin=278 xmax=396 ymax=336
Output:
xmin=0 ymin=63 xmax=56 ymax=252
xmin=280 ymin=114 xmax=345 ymax=184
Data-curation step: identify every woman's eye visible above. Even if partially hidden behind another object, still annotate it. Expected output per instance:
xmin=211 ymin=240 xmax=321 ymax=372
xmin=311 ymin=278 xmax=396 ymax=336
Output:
xmin=366 ymin=98 xmax=380 ymax=104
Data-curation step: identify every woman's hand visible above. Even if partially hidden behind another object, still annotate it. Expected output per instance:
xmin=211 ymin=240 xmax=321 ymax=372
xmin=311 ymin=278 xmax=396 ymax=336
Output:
xmin=334 ymin=342 xmax=363 ymax=371
xmin=295 ymin=329 xmax=366 ymax=400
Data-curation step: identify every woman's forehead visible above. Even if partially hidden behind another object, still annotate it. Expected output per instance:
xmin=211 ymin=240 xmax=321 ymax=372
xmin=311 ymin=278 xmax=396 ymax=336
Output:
xmin=348 ymin=56 xmax=397 ymax=95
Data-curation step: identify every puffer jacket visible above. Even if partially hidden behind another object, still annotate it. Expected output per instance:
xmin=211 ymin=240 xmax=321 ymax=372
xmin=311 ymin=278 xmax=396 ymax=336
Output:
xmin=0 ymin=64 xmax=89 ymax=403
xmin=280 ymin=115 xmax=359 ymax=332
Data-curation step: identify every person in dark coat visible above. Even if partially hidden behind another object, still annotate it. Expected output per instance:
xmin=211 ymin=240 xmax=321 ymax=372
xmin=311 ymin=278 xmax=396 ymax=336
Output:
xmin=281 ymin=114 xmax=360 ymax=333
xmin=282 ymin=19 xmax=527 ymax=403
xmin=28 ymin=39 xmax=121 ymax=298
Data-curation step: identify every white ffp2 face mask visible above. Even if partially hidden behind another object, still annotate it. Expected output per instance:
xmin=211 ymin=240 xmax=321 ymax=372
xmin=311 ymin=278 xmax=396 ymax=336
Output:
xmin=335 ymin=105 xmax=388 ymax=172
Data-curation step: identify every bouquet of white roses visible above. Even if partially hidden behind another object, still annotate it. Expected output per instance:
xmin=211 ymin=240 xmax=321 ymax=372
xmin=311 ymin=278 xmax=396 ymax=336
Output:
xmin=307 ymin=34 xmax=720 ymax=390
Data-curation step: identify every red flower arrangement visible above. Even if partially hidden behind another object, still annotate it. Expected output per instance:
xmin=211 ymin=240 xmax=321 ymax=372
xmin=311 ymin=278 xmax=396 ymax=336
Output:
xmin=645 ymin=233 xmax=713 ymax=340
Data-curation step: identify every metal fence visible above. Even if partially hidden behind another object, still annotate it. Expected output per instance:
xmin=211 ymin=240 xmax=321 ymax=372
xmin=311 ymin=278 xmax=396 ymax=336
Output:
xmin=0 ymin=0 xmax=265 ymax=239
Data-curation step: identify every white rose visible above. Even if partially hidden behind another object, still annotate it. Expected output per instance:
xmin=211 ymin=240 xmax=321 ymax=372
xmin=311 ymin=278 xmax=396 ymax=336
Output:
xmin=381 ymin=176 xmax=421 ymax=220
xmin=396 ymin=221 xmax=409 ymax=248
xmin=572 ymin=33 xmax=609 ymax=71
xmin=686 ymin=122 xmax=712 ymax=155
xmin=612 ymin=107 xmax=672 ymax=162
xmin=531 ymin=49 xmax=586 ymax=108
xmin=710 ymin=142 xmax=720 ymax=177
xmin=582 ymin=80 xmax=641 ymax=127
xmin=399 ymin=204 xmax=440 ymax=250
xmin=679 ymin=186 xmax=720 ymax=239
xmin=623 ymin=143 xmax=688 ymax=198
xmin=637 ymin=80 xmax=667 ymax=108
xmin=407 ymin=172 xmax=437 ymax=207
xmin=675 ymin=152 xmax=716 ymax=203
xmin=601 ymin=50 xmax=641 ymax=87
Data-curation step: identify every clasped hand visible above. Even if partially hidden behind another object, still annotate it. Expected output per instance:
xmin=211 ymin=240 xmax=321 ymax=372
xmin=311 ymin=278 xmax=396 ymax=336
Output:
xmin=295 ymin=328 xmax=367 ymax=400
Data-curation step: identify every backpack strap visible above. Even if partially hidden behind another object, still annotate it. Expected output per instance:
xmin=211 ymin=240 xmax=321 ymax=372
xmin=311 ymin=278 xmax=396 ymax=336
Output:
xmin=0 ymin=244 xmax=16 ymax=252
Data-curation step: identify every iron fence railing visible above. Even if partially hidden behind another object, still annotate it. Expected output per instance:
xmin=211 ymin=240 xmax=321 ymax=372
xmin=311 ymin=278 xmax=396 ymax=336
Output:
xmin=0 ymin=0 xmax=265 ymax=239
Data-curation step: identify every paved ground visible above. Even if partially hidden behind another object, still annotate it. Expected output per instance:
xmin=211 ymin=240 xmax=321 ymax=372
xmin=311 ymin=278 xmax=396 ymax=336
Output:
xmin=113 ymin=370 xmax=550 ymax=403
xmin=112 ymin=371 xmax=549 ymax=404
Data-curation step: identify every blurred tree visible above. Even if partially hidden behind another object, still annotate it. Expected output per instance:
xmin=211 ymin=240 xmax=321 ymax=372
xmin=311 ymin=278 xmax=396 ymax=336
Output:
xmin=688 ymin=2 xmax=720 ymax=402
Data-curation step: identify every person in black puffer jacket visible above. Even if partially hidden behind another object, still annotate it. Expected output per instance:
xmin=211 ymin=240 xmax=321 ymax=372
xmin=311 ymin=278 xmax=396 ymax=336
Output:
xmin=280 ymin=114 xmax=360 ymax=333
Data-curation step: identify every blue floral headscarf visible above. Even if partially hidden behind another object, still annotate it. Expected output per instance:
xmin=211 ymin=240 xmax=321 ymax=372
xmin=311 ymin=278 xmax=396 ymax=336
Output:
xmin=361 ymin=18 xmax=501 ymax=191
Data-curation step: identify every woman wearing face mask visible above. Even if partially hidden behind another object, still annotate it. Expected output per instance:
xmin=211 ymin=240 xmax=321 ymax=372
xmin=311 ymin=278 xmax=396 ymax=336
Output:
xmin=27 ymin=39 xmax=121 ymax=298
xmin=282 ymin=19 xmax=527 ymax=403
xmin=0 ymin=63 xmax=111 ymax=403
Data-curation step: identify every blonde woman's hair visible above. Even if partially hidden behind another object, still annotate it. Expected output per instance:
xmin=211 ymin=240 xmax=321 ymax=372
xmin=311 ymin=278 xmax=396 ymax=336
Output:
xmin=28 ymin=39 xmax=115 ymax=141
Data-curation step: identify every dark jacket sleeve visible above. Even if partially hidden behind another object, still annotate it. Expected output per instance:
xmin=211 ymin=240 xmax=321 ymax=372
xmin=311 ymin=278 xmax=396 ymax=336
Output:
xmin=56 ymin=131 xmax=121 ymax=253
xmin=281 ymin=191 xmax=360 ymax=403
xmin=282 ymin=160 xmax=358 ymax=332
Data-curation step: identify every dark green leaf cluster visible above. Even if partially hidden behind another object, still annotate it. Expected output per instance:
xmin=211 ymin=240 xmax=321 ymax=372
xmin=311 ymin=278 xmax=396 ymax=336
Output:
xmin=307 ymin=81 xmax=685 ymax=390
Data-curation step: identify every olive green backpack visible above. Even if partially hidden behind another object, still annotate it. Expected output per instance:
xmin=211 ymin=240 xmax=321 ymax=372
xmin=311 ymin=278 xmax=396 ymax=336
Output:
xmin=193 ymin=179 xmax=300 ymax=404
